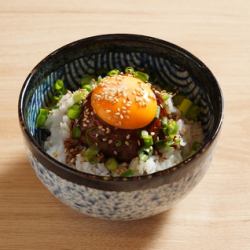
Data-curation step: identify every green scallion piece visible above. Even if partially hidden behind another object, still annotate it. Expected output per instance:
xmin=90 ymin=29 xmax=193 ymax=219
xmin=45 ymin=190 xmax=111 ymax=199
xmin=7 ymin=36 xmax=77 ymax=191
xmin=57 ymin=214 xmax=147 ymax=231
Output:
xmin=72 ymin=126 xmax=81 ymax=139
xmin=84 ymin=146 xmax=98 ymax=162
xmin=161 ymin=117 xmax=168 ymax=127
xmin=73 ymin=89 xmax=89 ymax=103
xmin=162 ymin=119 xmax=178 ymax=136
xmin=97 ymin=76 xmax=102 ymax=83
xmin=144 ymin=135 xmax=153 ymax=147
xmin=178 ymin=98 xmax=192 ymax=115
xmin=155 ymin=106 xmax=161 ymax=118
xmin=140 ymin=130 xmax=153 ymax=148
xmin=138 ymin=146 xmax=153 ymax=161
xmin=121 ymin=169 xmax=134 ymax=177
xmin=155 ymin=140 xmax=173 ymax=153
xmin=52 ymin=95 xmax=62 ymax=103
xmin=82 ymin=84 xmax=92 ymax=92
xmin=174 ymin=137 xmax=181 ymax=146
xmin=167 ymin=120 xmax=179 ymax=135
xmin=161 ymin=92 xmax=170 ymax=101
xmin=125 ymin=67 xmax=134 ymax=74
xmin=36 ymin=108 xmax=49 ymax=128
xmin=67 ymin=104 xmax=81 ymax=120
xmin=144 ymin=146 xmax=153 ymax=155
xmin=139 ymin=151 xmax=149 ymax=162
xmin=133 ymin=71 xmax=149 ymax=82
xmin=107 ymin=69 xmax=120 ymax=76
xmin=105 ymin=158 xmax=118 ymax=172
xmin=81 ymin=75 xmax=93 ymax=86
xmin=140 ymin=130 xmax=149 ymax=139
xmin=53 ymin=79 xmax=67 ymax=95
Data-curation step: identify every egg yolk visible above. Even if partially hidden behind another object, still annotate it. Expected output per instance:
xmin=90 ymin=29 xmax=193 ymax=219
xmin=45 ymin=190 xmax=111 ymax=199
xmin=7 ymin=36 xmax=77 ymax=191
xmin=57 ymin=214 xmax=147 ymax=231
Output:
xmin=91 ymin=75 xmax=157 ymax=129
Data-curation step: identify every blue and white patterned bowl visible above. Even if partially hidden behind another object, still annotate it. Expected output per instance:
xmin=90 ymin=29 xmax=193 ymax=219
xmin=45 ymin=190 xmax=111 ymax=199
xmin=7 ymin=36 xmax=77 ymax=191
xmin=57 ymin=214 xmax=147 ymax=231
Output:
xmin=18 ymin=34 xmax=223 ymax=220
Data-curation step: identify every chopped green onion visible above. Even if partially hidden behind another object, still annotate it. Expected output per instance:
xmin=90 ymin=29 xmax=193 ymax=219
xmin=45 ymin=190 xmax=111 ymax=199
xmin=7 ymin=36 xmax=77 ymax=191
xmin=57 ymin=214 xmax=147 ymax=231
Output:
xmin=81 ymin=75 xmax=93 ymax=86
xmin=167 ymin=120 xmax=179 ymax=135
xmin=53 ymin=79 xmax=67 ymax=95
xmin=185 ymin=104 xmax=200 ymax=120
xmin=155 ymin=140 xmax=173 ymax=153
xmin=52 ymin=95 xmax=62 ymax=103
xmin=82 ymin=84 xmax=92 ymax=92
xmin=140 ymin=130 xmax=149 ymax=139
xmin=174 ymin=137 xmax=181 ymax=146
xmin=162 ymin=119 xmax=178 ymax=136
xmin=144 ymin=135 xmax=153 ymax=147
xmin=36 ymin=108 xmax=49 ymax=128
xmin=140 ymin=130 xmax=153 ymax=147
xmin=173 ymin=95 xmax=185 ymax=106
xmin=133 ymin=71 xmax=149 ymax=82
xmin=115 ymin=140 xmax=122 ymax=147
xmin=121 ymin=169 xmax=134 ymax=177
xmin=139 ymin=151 xmax=149 ymax=162
xmin=107 ymin=69 xmax=120 ymax=76
xmin=155 ymin=106 xmax=161 ymax=118
xmin=67 ymin=104 xmax=81 ymax=120
xmin=138 ymin=146 xmax=153 ymax=161
xmin=161 ymin=117 xmax=168 ymax=127
xmin=72 ymin=126 xmax=81 ymax=139
xmin=73 ymin=89 xmax=89 ymax=103
xmin=178 ymin=98 xmax=192 ymax=115
xmin=97 ymin=76 xmax=102 ymax=83
xmin=84 ymin=146 xmax=98 ymax=162
xmin=105 ymin=158 xmax=118 ymax=172
xmin=125 ymin=67 xmax=134 ymax=74
xmin=161 ymin=92 xmax=170 ymax=101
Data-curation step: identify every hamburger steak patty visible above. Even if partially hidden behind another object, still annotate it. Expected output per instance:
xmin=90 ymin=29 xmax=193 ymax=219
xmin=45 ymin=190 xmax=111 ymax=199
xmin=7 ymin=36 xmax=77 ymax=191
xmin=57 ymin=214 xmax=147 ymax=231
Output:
xmin=63 ymin=89 xmax=170 ymax=163
xmin=78 ymin=95 xmax=141 ymax=162
xmin=72 ymin=90 xmax=167 ymax=162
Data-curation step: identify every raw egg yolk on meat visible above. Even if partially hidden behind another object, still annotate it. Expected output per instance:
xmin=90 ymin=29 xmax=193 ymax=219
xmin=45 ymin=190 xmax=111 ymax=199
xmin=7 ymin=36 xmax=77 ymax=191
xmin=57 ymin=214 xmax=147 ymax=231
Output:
xmin=91 ymin=75 xmax=157 ymax=129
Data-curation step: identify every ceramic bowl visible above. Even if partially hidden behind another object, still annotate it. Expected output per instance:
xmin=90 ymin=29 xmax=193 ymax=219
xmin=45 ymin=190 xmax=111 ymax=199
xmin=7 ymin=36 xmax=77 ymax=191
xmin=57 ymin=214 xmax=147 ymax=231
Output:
xmin=18 ymin=34 xmax=223 ymax=220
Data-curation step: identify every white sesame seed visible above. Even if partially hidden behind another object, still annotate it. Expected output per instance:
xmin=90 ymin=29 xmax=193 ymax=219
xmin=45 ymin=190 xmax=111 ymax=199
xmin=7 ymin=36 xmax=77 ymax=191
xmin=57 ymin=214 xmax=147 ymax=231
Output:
xmin=126 ymin=134 xmax=130 ymax=139
xmin=108 ymin=139 xmax=113 ymax=144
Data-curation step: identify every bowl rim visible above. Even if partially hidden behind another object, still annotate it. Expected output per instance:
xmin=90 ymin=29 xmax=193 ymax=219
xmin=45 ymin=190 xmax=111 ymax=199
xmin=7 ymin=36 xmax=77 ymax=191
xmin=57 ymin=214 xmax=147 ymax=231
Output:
xmin=18 ymin=33 xmax=224 ymax=185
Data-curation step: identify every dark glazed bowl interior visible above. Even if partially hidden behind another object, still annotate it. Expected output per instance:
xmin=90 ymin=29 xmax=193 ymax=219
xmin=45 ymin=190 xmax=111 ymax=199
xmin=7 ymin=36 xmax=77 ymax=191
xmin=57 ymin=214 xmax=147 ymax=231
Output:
xmin=18 ymin=34 xmax=223 ymax=191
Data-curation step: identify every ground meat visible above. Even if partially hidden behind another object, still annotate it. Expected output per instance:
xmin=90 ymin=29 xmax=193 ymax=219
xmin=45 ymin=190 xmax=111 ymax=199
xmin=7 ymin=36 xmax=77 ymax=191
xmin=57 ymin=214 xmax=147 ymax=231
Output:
xmin=74 ymin=95 xmax=140 ymax=162
xmin=68 ymin=90 xmax=167 ymax=163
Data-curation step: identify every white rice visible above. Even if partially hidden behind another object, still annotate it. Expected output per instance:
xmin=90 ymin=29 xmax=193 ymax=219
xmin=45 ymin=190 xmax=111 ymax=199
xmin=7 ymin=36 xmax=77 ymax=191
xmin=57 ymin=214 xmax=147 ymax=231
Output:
xmin=44 ymin=91 xmax=203 ymax=177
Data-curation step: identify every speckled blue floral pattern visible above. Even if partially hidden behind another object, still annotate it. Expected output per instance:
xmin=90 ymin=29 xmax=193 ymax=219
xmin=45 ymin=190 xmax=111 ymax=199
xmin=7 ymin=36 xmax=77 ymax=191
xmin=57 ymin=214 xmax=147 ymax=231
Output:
xmin=28 ymin=152 xmax=212 ymax=220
